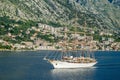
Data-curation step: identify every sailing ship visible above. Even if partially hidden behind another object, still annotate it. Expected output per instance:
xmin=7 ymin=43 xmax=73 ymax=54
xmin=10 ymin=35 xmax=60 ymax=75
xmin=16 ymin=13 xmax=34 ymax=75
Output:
xmin=44 ymin=10 xmax=97 ymax=68
xmin=44 ymin=25 xmax=97 ymax=68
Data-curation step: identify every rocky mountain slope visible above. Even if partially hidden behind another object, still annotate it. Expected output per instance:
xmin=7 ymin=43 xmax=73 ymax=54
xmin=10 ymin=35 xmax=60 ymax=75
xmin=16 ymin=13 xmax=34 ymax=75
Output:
xmin=0 ymin=0 xmax=120 ymax=50
xmin=0 ymin=0 xmax=120 ymax=33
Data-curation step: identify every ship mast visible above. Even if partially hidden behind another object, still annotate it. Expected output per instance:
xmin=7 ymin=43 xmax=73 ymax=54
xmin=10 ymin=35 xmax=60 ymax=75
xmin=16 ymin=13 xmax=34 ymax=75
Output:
xmin=73 ymin=9 xmax=78 ymax=51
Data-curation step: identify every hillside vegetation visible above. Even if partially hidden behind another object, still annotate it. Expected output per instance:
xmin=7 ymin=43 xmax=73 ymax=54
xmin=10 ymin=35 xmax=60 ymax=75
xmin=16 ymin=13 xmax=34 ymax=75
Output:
xmin=0 ymin=0 xmax=120 ymax=50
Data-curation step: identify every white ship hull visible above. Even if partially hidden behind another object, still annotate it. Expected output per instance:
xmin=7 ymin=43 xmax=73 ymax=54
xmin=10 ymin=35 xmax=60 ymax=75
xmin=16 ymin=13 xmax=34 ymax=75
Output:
xmin=49 ymin=60 xmax=97 ymax=68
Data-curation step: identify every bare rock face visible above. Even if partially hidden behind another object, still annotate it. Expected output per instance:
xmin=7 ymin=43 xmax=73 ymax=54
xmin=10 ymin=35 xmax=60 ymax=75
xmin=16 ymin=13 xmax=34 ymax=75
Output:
xmin=0 ymin=0 xmax=120 ymax=32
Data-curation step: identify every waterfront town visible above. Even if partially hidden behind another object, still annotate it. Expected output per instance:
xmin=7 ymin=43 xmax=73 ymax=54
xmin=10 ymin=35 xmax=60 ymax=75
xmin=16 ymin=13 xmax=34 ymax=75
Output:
xmin=0 ymin=23 xmax=120 ymax=51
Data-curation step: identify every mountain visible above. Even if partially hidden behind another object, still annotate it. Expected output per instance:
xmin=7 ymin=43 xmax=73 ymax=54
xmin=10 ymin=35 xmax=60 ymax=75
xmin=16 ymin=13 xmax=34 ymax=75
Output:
xmin=0 ymin=0 xmax=120 ymax=50
xmin=112 ymin=0 xmax=120 ymax=6
xmin=0 ymin=0 xmax=120 ymax=32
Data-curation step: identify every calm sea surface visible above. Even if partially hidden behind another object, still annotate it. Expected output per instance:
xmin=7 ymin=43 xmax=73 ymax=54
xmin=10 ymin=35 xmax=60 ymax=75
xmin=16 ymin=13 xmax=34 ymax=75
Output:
xmin=0 ymin=51 xmax=120 ymax=80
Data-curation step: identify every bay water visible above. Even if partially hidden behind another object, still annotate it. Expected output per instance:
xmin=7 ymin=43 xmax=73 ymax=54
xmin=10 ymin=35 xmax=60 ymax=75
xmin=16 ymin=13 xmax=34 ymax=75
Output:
xmin=0 ymin=51 xmax=120 ymax=80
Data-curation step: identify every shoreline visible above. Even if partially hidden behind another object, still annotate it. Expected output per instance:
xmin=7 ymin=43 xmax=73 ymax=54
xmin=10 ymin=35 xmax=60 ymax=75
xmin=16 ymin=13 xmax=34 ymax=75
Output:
xmin=0 ymin=49 xmax=120 ymax=52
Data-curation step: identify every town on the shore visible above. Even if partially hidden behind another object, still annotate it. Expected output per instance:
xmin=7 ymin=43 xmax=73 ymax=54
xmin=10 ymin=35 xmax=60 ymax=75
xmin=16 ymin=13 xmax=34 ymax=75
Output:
xmin=0 ymin=23 xmax=120 ymax=51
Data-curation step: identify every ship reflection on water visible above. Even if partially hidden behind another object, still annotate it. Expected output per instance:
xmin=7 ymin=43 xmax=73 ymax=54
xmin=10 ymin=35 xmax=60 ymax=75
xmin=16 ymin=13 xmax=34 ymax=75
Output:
xmin=50 ymin=68 xmax=96 ymax=80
